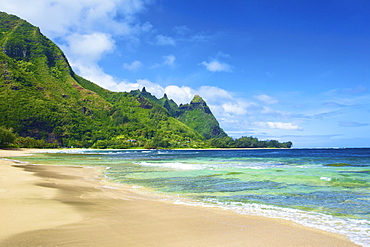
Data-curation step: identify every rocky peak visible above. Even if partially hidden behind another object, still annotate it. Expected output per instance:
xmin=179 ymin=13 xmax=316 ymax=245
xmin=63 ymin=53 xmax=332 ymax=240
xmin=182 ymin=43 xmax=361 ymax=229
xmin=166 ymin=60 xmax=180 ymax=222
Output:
xmin=191 ymin=95 xmax=205 ymax=104
xmin=189 ymin=95 xmax=211 ymax=114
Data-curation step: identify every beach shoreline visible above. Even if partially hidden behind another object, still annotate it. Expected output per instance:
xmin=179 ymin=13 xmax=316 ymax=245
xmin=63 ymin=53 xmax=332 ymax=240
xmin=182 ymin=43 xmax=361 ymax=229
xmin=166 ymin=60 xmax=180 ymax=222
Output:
xmin=0 ymin=148 xmax=359 ymax=246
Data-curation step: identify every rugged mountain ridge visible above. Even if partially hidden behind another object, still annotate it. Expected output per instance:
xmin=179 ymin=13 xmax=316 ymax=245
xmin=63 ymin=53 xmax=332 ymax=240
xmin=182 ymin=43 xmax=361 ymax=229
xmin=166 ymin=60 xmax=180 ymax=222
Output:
xmin=177 ymin=95 xmax=227 ymax=139
xmin=129 ymin=88 xmax=227 ymax=139
xmin=0 ymin=12 xmax=226 ymax=148
xmin=0 ymin=12 xmax=292 ymax=149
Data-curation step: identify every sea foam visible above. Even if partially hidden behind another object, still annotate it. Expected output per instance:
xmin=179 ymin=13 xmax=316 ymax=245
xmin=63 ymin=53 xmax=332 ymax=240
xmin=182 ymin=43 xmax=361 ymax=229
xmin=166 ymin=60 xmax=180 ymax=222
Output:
xmin=320 ymin=176 xmax=332 ymax=181
xmin=136 ymin=162 xmax=201 ymax=170
xmin=174 ymin=197 xmax=370 ymax=247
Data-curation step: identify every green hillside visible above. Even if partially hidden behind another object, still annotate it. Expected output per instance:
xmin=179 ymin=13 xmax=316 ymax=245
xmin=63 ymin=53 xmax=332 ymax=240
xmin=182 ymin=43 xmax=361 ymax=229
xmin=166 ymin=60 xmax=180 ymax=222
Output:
xmin=177 ymin=95 xmax=228 ymax=139
xmin=0 ymin=12 xmax=292 ymax=149
xmin=130 ymin=90 xmax=227 ymax=139
xmin=0 ymin=12 xmax=204 ymax=148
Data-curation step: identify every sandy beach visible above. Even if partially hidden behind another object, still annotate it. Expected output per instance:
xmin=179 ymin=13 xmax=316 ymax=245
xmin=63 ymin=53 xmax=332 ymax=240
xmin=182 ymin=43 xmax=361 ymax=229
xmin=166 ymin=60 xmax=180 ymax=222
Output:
xmin=0 ymin=149 xmax=359 ymax=246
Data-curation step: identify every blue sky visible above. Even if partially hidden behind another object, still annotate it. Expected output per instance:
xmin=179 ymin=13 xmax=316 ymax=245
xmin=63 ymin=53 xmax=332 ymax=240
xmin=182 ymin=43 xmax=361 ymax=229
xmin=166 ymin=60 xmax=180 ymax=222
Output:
xmin=2 ymin=0 xmax=370 ymax=148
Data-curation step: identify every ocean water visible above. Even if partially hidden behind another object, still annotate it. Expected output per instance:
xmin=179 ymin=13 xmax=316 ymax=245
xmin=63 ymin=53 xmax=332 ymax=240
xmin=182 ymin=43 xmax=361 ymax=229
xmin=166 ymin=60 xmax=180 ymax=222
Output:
xmin=12 ymin=148 xmax=370 ymax=246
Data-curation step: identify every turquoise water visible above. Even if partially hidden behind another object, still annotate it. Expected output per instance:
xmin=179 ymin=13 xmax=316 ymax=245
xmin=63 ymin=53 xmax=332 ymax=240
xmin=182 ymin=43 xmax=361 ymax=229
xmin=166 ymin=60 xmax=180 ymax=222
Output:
xmin=11 ymin=148 xmax=370 ymax=246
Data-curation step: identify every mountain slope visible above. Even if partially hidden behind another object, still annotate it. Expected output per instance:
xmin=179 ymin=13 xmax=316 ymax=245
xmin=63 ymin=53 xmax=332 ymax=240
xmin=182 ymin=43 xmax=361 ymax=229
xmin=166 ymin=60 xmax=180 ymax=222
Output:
xmin=0 ymin=12 xmax=292 ymax=149
xmin=0 ymin=12 xmax=111 ymax=144
xmin=0 ymin=12 xmax=205 ymax=148
xmin=130 ymin=89 xmax=227 ymax=139
xmin=177 ymin=95 xmax=228 ymax=139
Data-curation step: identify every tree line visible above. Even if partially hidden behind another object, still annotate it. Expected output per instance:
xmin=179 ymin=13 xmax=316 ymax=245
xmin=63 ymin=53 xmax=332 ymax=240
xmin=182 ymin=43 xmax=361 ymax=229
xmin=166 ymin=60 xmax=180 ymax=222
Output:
xmin=1 ymin=125 xmax=292 ymax=149
xmin=208 ymin=136 xmax=293 ymax=149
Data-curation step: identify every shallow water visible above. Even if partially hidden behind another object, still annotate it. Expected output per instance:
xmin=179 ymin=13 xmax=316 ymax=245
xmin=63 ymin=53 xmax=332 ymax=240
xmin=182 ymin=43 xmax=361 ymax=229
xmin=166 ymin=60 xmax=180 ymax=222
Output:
xmin=13 ymin=148 xmax=370 ymax=246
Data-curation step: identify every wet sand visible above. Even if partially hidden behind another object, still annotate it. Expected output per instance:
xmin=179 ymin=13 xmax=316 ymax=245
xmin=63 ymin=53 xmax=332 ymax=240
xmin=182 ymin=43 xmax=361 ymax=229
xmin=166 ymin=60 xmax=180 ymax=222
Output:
xmin=0 ymin=149 xmax=359 ymax=246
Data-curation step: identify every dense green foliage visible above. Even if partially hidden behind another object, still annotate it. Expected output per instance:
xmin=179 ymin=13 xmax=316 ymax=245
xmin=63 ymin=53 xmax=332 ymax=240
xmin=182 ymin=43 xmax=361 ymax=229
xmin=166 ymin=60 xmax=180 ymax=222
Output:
xmin=0 ymin=12 xmax=292 ymax=149
xmin=0 ymin=126 xmax=16 ymax=148
xmin=130 ymin=90 xmax=228 ymax=139
xmin=0 ymin=12 xmax=204 ymax=148
xmin=209 ymin=136 xmax=293 ymax=148
xmin=177 ymin=95 xmax=228 ymax=139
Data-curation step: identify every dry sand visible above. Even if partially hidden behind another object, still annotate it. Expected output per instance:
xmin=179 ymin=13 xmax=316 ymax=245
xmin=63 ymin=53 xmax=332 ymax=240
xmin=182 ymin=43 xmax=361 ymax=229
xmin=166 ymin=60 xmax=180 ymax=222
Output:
xmin=0 ymin=149 xmax=359 ymax=246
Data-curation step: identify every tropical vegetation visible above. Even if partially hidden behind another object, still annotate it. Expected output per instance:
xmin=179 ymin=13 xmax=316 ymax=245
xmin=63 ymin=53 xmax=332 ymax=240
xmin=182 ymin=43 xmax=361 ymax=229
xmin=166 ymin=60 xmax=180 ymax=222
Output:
xmin=0 ymin=12 xmax=292 ymax=149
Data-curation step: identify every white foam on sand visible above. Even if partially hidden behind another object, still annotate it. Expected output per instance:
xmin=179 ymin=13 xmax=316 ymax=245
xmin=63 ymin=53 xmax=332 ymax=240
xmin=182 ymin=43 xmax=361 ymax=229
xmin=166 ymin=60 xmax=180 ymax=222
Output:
xmin=173 ymin=197 xmax=370 ymax=247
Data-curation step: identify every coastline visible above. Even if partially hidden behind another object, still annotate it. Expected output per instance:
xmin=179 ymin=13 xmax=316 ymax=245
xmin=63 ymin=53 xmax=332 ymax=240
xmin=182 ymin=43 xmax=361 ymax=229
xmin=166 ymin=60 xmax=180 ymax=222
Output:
xmin=0 ymin=149 xmax=359 ymax=246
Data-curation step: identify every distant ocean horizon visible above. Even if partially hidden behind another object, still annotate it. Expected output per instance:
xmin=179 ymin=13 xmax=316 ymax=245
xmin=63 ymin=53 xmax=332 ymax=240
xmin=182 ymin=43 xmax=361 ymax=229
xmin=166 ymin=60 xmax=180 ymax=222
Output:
xmin=13 ymin=148 xmax=370 ymax=246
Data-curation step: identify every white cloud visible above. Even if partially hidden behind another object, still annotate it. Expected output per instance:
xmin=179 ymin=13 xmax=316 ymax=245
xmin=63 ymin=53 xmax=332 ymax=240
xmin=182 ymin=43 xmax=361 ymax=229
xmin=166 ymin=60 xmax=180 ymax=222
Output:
xmin=64 ymin=32 xmax=115 ymax=62
xmin=60 ymin=32 xmax=117 ymax=87
xmin=114 ymin=80 xmax=142 ymax=92
xmin=222 ymin=102 xmax=247 ymax=116
xmin=197 ymin=86 xmax=233 ymax=101
xmin=200 ymin=60 xmax=232 ymax=72
xmin=155 ymin=35 xmax=176 ymax=46
xmin=165 ymin=85 xmax=194 ymax=104
xmin=0 ymin=0 xmax=151 ymax=38
xmin=123 ymin=60 xmax=142 ymax=71
xmin=255 ymin=122 xmax=303 ymax=130
xmin=151 ymin=55 xmax=177 ymax=69
xmin=163 ymin=55 xmax=176 ymax=66
xmin=254 ymin=94 xmax=279 ymax=104
xmin=115 ymin=79 xmax=165 ymax=97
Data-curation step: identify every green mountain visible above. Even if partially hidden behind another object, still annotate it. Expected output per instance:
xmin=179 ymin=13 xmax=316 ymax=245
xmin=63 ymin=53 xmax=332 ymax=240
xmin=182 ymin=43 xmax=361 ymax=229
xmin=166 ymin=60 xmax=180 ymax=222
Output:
xmin=177 ymin=95 xmax=227 ymax=139
xmin=0 ymin=12 xmax=208 ymax=148
xmin=0 ymin=12 xmax=292 ymax=149
xmin=130 ymin=89 xmax=227 ymax=139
